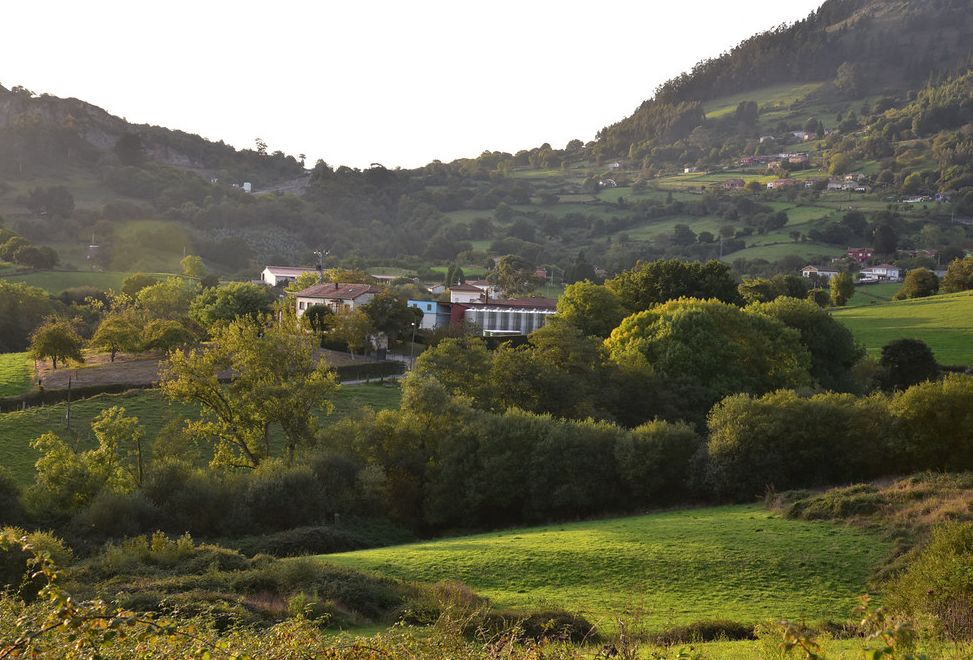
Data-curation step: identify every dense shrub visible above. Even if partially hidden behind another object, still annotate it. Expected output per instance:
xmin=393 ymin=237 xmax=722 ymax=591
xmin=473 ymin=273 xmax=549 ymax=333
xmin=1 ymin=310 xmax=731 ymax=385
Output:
xmin=652 ymin=619 xmax=756 ymax=644
xmin=887 ymin=522 xmax=973 ymax=640
xmin=889 ymin=374 xmax=973 ymax=472
xmin=614 ymin=419 xmax=702 ymax=504
xmin=0 ymin=527 xmax=73 ymax=600
xmin=69 ymin=490 xmax=160 ymax=542
xmin=880 ymin=338 xmax=940 ymax=391
xmin=245 ymin=462 xmax=326 ymax=532
xmin=0 ymin=467 xmax=25 ymax=526
xmin=705 ymin=391 xmax=891 ymax=500
xmin=229 ymin=525 xmax=382 ymax=557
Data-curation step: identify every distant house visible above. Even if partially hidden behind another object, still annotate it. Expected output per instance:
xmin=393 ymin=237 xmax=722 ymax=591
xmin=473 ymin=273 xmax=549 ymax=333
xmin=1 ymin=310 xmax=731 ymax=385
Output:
xmin=426 ymin=283 xmax=447 ymax=295
xmin=722 ymin=179 xmax=745 ymax=190
xmin=801 ymin=265 xmax=840 ymax=280
xmin=261 ymin=265 xmax=319 ymax=287
xmin=294 ymin=282 xmax=380 ymax=317
xmin=465 ymin=279 xmax=500 ymax=299
xmin=408 ymin=299 xmax=451 ymax=330
xmin=847 ymin=247 xmax=874 ymax=263
xmin=859 ymin=264 xmax=902 ymax=282
xmin=607 ymin=162 xmax=622 ymax=169
xmin=370 ymin=274 xmax=400 ymax=284
xmin=452 ymin=297 xmax=558 ymax=336
xmin=599 ymin=178 xmax=618 ymax=188
xmin=767 ymin=178 xmax=798 ymax=190
xmin=788 ymin=153 xmax=810 ymax=165
xmin=449 ymin=283 xmax=487 ymax=304
xmin=684 ymin=167 xmax=699 ymax=174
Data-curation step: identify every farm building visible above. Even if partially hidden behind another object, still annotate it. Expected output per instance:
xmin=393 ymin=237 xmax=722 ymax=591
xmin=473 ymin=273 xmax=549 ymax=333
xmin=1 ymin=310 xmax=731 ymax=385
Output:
xmin=261 ymin=265 xmax=319 ymax=286
xmin=801 ymin=265 xmax=840 ymax=280
xmin=859 ymin=264 xmax=902 ymax=282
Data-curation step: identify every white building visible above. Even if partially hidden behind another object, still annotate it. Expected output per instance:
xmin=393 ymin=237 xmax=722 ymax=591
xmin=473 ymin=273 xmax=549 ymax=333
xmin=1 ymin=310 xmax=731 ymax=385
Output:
xmin=801 ymin=265 xmax=841 ymax=280
xmin=859 ymin=264 xmax=902 ymax=282
xmin=261 ymin=266 xmax=319 ymax=287
xmin=449 ymin=284 xmax=487 ymax=304
xmin=462 ymin=299 xmax=557 ymax=336
xmin=295 ymin=282 xmax=380 ymax=317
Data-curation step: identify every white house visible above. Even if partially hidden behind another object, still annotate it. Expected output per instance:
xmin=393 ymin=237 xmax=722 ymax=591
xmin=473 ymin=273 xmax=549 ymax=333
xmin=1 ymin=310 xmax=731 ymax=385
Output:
xmin=801 ymin=265 xmax=840 ymax=280
xmin=261 ymin=266 xmax=319 ymax=287
xmin=449 ymin=284 xmax=487 ymax=304
xmin=859 ymin=264 xmax=902 ymax=282
xmin=295 ymin=282 xmax=380 ymax=317
xmin=408 ymin=299 xmax=450 ymax=330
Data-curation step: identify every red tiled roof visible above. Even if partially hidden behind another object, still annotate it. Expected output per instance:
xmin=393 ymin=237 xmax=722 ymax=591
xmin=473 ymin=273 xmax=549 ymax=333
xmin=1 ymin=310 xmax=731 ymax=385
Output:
xmin=295 ymin=283 xmax=380 ymax=300
xmin=449 ymin=284 xmax=484 ymax=293
xmin=466 ymin=297 xmax=557 ymax=310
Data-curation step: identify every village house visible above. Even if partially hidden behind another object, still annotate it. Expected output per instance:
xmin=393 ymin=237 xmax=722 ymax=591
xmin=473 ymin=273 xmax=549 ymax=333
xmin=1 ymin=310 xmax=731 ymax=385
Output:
xmin=722 ymin=179 xmax=745 ymax=190
xmin=261 ymin=265 xmax=319 ymax=287
xmin=859 ymin=264 xmax=902 ymax=282
xmin=847 ymin=247 xmax=874 ymax=263
xmin=449 ymin=283 xmax=488 ymax=304
xmin=294 ymin=282 xmax=380 ymax=317
xmin=767 ymin=178 xmax=798 ymax=190
xmin=801 ymin=265 xmax=840 ymax=280
xmin=465 ymin=280 xmax=501 ymax=299
xmin=408 ymin=299 xmax=451 ymax=330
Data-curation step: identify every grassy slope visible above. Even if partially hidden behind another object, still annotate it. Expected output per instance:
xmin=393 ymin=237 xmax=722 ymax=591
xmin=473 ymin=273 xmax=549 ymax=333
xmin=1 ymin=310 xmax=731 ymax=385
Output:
xmin=0 ymin=353 xmax=32 ymax=398
xmin=845 ymin=282 xmax=901 ymax=308
xmin=1 ymin=271 xmax=140 ymax=294
xmin=833 ymin=290 xmax=973 ymax=365
xmin=0 ymin=384 xmax=402 ymax=485
xmin=319 ymin=504 xmax=889 ymax=630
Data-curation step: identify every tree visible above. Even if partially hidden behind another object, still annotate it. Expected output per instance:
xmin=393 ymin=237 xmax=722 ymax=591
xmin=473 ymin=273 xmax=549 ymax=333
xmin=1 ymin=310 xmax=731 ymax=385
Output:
xmin=410 ymin=336 xmax=494 ymax=406
xmin=160 ymin=317 xmax=338 ymax=467
xmin=137 ymin=278 xmax=200 ymax=320
xmin=604 ymin=299 xmax=812 ymax=412
xmin=179 ymin=255 xmax=207 ymax=280
xmin=12 ymin=245 xmax=58 ymax=270
xmin=302 ymin=304 xmax=333 ymax=334
xmin=748 ymin=297 xmax=864 ymax=391
xmin=113 ymin=133 xmax=145 ymax=167
xmin=895 ymin=268 xmax=939 ymax=299
xmin=556 ymin=281 xmax=626 ymax=338
xmin=942 ymin=256 xmax=973 ymax=293
xmin=330 ymin=308 xmax=372 ymax=356
xmin=880 ymin=338 xmax=939 ymax=391
xmin=143 ymin=319 xmax=196 ymax=352
xmin=834 ymin=62 xmax=864 ymax=98
xmin=362 ymin=291 xmax=421 ymax=340
xmin=120 ymin=273 xmax=159 ymax=298
xmin=189 ymin=281 xmax=274 ymax=330
xmin=829 ymin=272 xmax=855 ymax=306
xmin=285 ymin=271 xmax=322 ymax=293
xmin=89 ymin=310 xmax=143 ymax=361
xmin=0 ymin=280 xmax=57 ymax=352
xmin=488 ymin=255 xmax=542 ymax=297
xmin=29 ymin=318 xmax=84 ymax=369
xmin=90 ymin=406 xmax=146 ymax=489
xmin=872 ymin=224 xmax=898 ymax=254
xmin=605 ymin=259 xmax=742 ymax=313
xmin=565 ymin=250 xmax=596 ymax=284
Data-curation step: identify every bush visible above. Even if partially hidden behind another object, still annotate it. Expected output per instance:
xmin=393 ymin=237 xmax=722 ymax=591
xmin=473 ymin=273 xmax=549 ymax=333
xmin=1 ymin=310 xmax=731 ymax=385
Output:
xmin=230 ymin=525 xmax=378 ymax=557
xmin=784 ymin=484 xmax=886 ymax=520
xmin=652 ymin=619 xmax=756 ymax=645
xmin=705 ymin=391 xmax=890 ymax=500
xmin=0 ymin=467 xmax=25 ymax=526
xmin=895 ymin=268 xmax=939 ymax=299
xmin=0 ymin=527 xmax=73 ymax=600
xmin=245 ymin=462 xmax=326 ymax=532
xmin=886 ymin=522 xmax=973 ymax=640
xmin=69 ymin=490 xmax=160 ymax=541
xmin=889 ymin=374 xmax=973 ymax=472
xmin=614 ymin=420 xmax=702 ymax=504
xmin=880 ymin=338 xmax=940 ymax=391
xmin=471 ymin=609 xmax=598 ymax=644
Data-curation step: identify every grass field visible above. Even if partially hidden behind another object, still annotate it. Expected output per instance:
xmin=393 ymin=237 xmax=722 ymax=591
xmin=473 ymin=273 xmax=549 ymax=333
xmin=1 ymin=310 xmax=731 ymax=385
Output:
xmin=833 ymin=290 xmax=973 ymax=365
xmin=319 ymin=504 xmax=890 ymax=631
xmin=0 ymin=353 xmax=32 ymax=398
xmin=723 ymin=242 xmax=845 ymax=262
xmin=845 ymin=282 xmax=901 ymax=308
xmin=1 ymin=270 xmax=176 ymax=294
xmin=0 ymin=383 xmax=402 ymax=485
xmin=703 ymin=82 xmax=825 ymax=119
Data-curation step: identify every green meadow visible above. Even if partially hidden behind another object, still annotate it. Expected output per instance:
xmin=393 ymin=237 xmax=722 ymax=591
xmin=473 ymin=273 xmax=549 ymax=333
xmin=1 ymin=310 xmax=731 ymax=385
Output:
xmin=2 ymin=270 xmax=175 ymax=294
xmin=0 ymin=383 xmax=402 ymax=485
xmin=0 ymin=352 xmax=32 ymax=398
xmin=833 ymin=290 xmax=973 ymax=365
xmin=319 ymin=504 xmax=890 ymax=631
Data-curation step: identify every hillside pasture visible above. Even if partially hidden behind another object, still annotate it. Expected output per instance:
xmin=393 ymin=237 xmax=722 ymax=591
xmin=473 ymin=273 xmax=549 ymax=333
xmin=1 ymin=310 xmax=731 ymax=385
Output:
xmin=0 ymin=353 xmax=32 ymax=398
xmin=1 ymin=270 xmax=175 ymax=294
xmin=833 ymin=290 xmax=973 ymax=365
xmin=320 ymin=504 xmax=890 ymax=631
xmin=703 ymin=82 xmax=826 ymax=119
xmin=722 ymin=241 xmax=845 ymax=262
xmin=0 ymin=383 xmax=402 ymax=485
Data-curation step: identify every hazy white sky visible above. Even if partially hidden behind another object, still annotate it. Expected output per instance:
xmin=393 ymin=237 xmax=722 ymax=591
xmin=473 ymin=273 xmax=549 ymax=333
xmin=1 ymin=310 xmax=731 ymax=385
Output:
xmin=2 ymin=1 xmax=822 ymax=169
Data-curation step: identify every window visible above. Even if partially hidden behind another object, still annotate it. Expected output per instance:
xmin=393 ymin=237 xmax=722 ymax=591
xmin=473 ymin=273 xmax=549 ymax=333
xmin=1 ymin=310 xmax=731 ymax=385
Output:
xmin=299 ymin=301 xmax=305 ymax=310
xmin=427 ymin=303 xmax=433 ymax=311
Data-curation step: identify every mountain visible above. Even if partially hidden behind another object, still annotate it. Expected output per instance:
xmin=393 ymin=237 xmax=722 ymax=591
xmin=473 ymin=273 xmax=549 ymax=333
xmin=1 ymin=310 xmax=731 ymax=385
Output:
xmin=594 ymin=0 xmax=973 ymax=160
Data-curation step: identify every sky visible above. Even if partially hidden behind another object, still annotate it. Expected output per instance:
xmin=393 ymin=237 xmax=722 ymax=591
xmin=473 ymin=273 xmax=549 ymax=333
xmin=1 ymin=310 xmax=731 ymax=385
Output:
xmin=1 ymin=1 xmax=823 ymax=169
